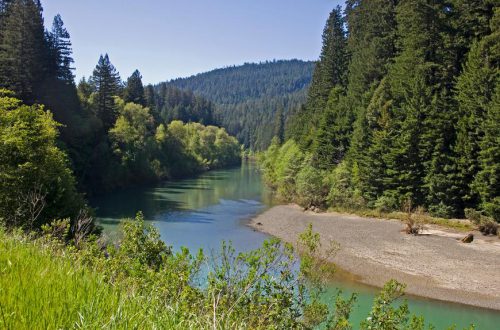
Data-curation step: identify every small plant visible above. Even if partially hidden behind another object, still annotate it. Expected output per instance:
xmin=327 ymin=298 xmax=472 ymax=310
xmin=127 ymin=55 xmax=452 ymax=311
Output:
xmin=465 ymin=208 xmax=499 ymax=236
xmin=41 ymin=219 xmax=70 ymax=241
xmin=464 ymin=208 xmax=482 ymax=225
xmin=403 ymin=200 xmax=424 ymax=235
xmin=478 ymin=219 xmax=498 ymax=236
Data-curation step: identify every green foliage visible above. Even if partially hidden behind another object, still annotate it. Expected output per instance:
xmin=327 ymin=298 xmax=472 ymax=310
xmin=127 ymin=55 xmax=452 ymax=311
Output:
xmin=0 ymin=92 xmax=84 ymax=229
xmin=168 ymin=60 xmax=314 ymax=150
xmin=293 ymin=6 xmax=348 ymax=147
xmin=327 ymin=161 xmax=365 ymax=210
xmin=150 ymin=82 xmax=215 ymax=125
xmin=260 ymin=139 xmax=306 ymax=199
xmin=267 ymin=0 xmax=497 ymax=220
xmin=123 ymin=69 xmax=146 ymax=106
xmin=296 ymin=158 xmax=328 ymax=208
xmin=0 ymin=0 xmax=45 ymax=102
xmin=1 ymin=216 xmax=467 ymax=329
xmin=360 ymin=280 xmax=425 ymax=330
xmin=89 ymin=54 xmax=122 ymax=130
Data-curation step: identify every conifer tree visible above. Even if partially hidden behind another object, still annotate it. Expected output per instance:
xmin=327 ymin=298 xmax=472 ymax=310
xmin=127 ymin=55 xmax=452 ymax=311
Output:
xmin=474 ymin=86 xmax=500 ymax=221
xmin=312 ymin=87 xmax=345 ymax=169
xmin=90 ymin=54 xmax=122 ymax=130
xmin=0 ymin=0 xmax=46 ymax=102
xmin=273 ymin=104 xmax=285 ymax=144
xmin=455 ymin=9 xmax=499 ymax=210
xmin=467 ymin=9 xmax=500 ymax=220
xmin=326 ymin=0 xmax=397 ymax=167
xmin=345 ymin=0 xmax=397 ymax=103
xmin=47 ymin=14 xmax=74 ymax=83
xmin=349 ymin=79 xmax=393 ymax=203
xmin=381 ymin=0 xmax=456 ymax=211
xmin=124 ymin=69 xmax=146 ymax=106
xmin=291 ymin=6 xmax=347 ymax=145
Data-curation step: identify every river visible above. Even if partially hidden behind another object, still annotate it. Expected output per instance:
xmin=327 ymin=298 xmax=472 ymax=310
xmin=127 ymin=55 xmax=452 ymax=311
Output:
xmin=92 ymin=162 xmax=500 ymax=329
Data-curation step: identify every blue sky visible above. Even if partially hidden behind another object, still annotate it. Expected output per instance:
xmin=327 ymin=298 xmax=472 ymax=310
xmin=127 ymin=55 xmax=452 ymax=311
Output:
xmin=42 ymin=0 xmax=342 ymax=84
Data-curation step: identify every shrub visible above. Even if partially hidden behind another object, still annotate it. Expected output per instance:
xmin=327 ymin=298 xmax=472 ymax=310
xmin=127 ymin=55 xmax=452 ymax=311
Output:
xmin=296 ymin=159 xmax=328 ymax=209
xmin=327 ymin=161 xmax=365 ymax=209
xmin=465 ymin=208 xmax=499 ymax=236
xmin=375 ymin=194 xmax=400 ymax=213
xmin=273 ymin=140 xmax=305 ymax=198
xmin=478 ymin=219 xmax=498 ymax=236
xmin=0 ymin=92 xmax=84 ymax=230
xmin=428 ymin=201 xmax=455 ymax=219
xmin=464 ymin=208 xmax=482 ymax=225
xmin=403 ymin=201 xmax=425 ymax=235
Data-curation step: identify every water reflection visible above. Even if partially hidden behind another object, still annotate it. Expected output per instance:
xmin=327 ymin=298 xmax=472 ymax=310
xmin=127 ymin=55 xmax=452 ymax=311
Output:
xmin=92 ymin=161 xmax=272 ymax=251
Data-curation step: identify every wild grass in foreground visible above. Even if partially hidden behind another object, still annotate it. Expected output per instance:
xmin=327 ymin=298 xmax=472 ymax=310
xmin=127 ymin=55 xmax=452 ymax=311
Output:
xmin=0 ymin=218 xmax=474 ymax=329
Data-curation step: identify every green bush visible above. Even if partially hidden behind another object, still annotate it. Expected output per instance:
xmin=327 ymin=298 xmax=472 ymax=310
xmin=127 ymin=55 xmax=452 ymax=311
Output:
xmin=0 ymin=216 xmax=473 ymax=329
xmin=296 ymin=159 xmax=328 ymax=208
xmin=327 ymin=161 xmax=365 ymax=209
xmin=0 ymin=91 xmax=84 ymax=230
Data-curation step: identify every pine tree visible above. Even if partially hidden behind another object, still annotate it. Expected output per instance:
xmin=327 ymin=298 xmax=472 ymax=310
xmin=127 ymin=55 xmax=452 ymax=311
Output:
xmin=291 ymin=6 xmax=347 ymax=146
xmin=90 ymin=54 xmax=122 ymax=130
xmin=349 ymin=79 xmax=393 ymax=204
xmin=124 ymin=69 xmax=146 ymax=106
xmin=468 ymin=9 xmax=500 ymax=220
xmin=47 ymin=14 xmax=74 ymax=83
xmin=0 ymin=0 xmax=46 ymax=102
xmin=449 ymin=0 xmax=495 ymax=71
xmin=474 ymin=85 xmax=500 ymax=221
xmin=312 ymin=86 xmax=345 ymax=169
xmin=325 ymin=0 xmax=397 ymax=167
xmin=345 ymin=0 xmax=397 ymax=103
xmin=381 ymin=0 xmax=458 ymax=212
xmin=272 ymin=104 xmax=285 ymax=144
xmin=455 ymin=10 xmax=499 ymax=210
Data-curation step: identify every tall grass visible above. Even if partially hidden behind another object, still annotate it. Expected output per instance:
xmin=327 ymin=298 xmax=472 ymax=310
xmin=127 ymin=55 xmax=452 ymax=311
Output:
xmin=0 ymin=230 xmax=186 ymax=329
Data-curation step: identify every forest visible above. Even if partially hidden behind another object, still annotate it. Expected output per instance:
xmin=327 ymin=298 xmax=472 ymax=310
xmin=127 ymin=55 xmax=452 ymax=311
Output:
xmin=0 ymin=0 xmax=240 ymax=205
xmin=0 ymin=0 xmax=498 ymax=328
xmin=261 ymin=0 xmax=499 ymax=224
xmin=167 ymin=60 xmax=314 ymax=150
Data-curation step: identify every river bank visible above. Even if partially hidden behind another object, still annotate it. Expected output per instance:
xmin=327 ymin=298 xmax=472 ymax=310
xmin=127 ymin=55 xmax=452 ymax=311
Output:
xmin=249 ymin=204 xmax=500 ymax=310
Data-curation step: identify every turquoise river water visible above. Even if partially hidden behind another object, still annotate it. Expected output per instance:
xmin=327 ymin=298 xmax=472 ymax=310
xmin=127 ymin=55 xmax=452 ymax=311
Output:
xmin=92 ymin=162 xmax=500 ymax=329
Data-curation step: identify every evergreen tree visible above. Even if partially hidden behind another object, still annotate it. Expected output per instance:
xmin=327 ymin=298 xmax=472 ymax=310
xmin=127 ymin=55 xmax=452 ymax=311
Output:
xmin=47 ymin=14 xmax=74 ymax=83
xmin=349 ymin=79 xmax=393 ymax=204
xmin=312 ymin=86 xmax=346 ymax=169
xmin=381 ymin=0 xmax=457 ymax=212
xmin=291 ymin=6 xmax=348 ymax=146
xmin=124 ymin=69 xmax=146 ymax=106
xmin=90 ymin=54 xmax=121 ymax=130
xmin=455 ymin=10 xmax=499 ymax=210
xmin=474 ymin=85 xmax=500 ymax=221
xmin=0 ymin=0 xmax=46 ymax=102
xmin=449 ymin=0 xmax=495 ymax=71
xmin=468 ymin=9 xmax=500 ymax=220
xmin=318 ymin=0 xmax=398 ymax=167
xmin=273 ymin=104 xmax=285 ymax=143
xmin=345 ymin=0 xmax=397 ymax=103
xmin=144 ymin=84 xmax=155 ymax=109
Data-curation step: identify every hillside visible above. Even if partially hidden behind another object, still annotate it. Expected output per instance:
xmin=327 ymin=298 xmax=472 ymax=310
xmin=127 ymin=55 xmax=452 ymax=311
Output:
xmin=165 ymin=60 xmax=315 ymax=150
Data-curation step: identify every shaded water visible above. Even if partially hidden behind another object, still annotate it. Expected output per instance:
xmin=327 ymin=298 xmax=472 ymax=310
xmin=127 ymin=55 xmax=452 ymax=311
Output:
xmin=92 ymin=162 xmax=500 ymax=329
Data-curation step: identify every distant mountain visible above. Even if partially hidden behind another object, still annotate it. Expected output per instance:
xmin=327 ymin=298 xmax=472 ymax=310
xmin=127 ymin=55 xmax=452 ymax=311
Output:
xmin=166 ymin=60 xmax=314 ymax=150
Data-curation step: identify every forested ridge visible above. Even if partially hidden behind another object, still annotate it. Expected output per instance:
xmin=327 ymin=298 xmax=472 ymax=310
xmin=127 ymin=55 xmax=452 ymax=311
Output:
xmin=165 ymin=60 xmax=314 ymax=150
xmin=262 ymin=0 xmax=499 ymax=224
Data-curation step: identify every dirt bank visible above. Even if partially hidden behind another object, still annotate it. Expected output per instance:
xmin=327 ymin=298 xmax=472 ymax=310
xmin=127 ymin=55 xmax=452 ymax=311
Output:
xmin=249 ymin=204 xmax=500 ymax=310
